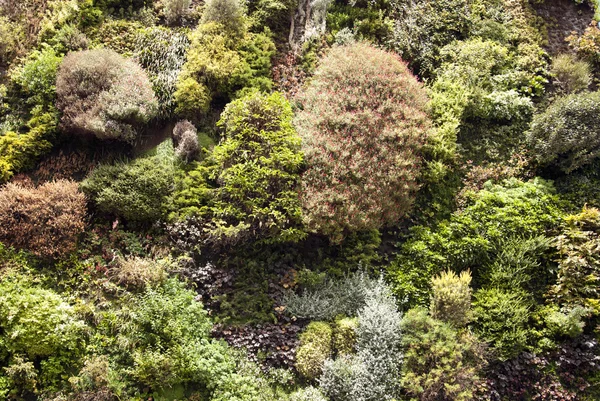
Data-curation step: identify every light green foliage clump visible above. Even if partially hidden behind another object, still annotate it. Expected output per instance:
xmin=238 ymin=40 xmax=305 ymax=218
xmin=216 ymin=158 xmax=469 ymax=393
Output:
xmin=472 ymin=288 xmax=532 ymax=359
xmin=388 ymin=178 xmax=564 ymax=307
xmin=296 ymin=321 xmax=333 ymax=380
xmin=0 ymin=16 xmax=25 ymax=67
xmin=431 ymin=270 xmax=473 ymax=327
xmin=548 ymin=207 xmax=600 ymax=315
xmin=10 ymin=45 xmax=62 ymax=107
xmin=175 ymin=0 xmax=276 ymax=120
xmin=81 ymin=146 xmax=175 ymax=223
xmin=333 ymin=317 xmax=358 ymax=355
xmin=172 ymin=91 xmax=305 ymax=246
xmin=0 ymin=273 xmax=86 ymax=397
xmin=401 ymin=307 xmax=487 ymax=401
xmin=528 ymin=91 xmax=600 ymax=173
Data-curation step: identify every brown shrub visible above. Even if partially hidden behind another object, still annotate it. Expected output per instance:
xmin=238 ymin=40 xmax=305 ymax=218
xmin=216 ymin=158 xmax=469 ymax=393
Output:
xmin=109 ymin=257 xmax=168 ymax=289
xmin=0 ymin=179 xmax=86 ymax=259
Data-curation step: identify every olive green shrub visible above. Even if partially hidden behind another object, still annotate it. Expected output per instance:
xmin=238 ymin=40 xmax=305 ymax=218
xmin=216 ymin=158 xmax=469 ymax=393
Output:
xmin=401 ymin=307 xmax=487 ymax=401
xmin=56 ymin=48 xmax=158 ymax=143
xmin=550 ymin=54 xmax=591 ymax=95
xmin=81 ymin=148 xmax=174 ymax=223
xmin=528 ymin=91 xmax=600 ymax=172
xmin=333 ymin=317 xmax=358 ymax=356
xmin=431 ymin=269 xmax=473 ymax=327
xmin=172 ymin=91 xmax=304 ymax=246
xmin=296 ymin=321 xmax=333 ymax=380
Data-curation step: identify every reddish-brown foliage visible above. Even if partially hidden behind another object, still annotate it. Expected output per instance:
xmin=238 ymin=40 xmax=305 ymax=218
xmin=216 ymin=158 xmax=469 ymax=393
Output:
xmin=295 ymin=42 xmax=431 ymax=242
xmin=0 ymin=179 xmax=86 ymax=259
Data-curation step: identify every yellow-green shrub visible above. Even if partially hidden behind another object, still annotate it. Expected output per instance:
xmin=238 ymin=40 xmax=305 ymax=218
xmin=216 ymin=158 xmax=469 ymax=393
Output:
xmin=296 ymin=322 xmax=333 ymax=380
xmin=333 ymin=317 xmax=358 ymax=355
xmin=431 ymin=270 xmax=473 ymax=327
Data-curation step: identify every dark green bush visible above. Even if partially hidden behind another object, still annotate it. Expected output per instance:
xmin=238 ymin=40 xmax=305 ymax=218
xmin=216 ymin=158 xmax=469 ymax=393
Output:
xmin=81 ymin=147 xmax=174 ymax=223
xmin=528 ymin=91 xmax=600 ymax=173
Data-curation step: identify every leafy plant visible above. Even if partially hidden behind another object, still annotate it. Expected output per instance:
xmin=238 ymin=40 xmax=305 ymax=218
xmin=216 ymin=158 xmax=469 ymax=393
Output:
xmin=296 ymin=322 xmax=333 ymax=380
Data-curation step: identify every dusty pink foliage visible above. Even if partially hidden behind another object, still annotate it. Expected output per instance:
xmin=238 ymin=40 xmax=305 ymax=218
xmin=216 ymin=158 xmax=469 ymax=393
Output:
xmin=295 ymin=42 xmax=431 ymax=242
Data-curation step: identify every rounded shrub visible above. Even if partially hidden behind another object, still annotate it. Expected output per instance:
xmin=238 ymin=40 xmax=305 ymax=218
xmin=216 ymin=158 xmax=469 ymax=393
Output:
xmin=430 ymin=269 xmax=473 ymax=327
xmin=528 ymin=91 xmax=600 ymax=173
xmin=295 ymin=42 xmax=431 ymax=242
xmin=173 ymin=120 xmax=199 ymax=162
xmin=550 ymin=54 xmax=591 ymax=95
xmin=333 ymin=317 xmax=358 ymax=355
xmin=56 ymin=48 xmax=158 ymax=143
xmin=295 ymin=321 xmax=333 ymax=380
xmin=0 ymin=180 xmax=86 ymax=259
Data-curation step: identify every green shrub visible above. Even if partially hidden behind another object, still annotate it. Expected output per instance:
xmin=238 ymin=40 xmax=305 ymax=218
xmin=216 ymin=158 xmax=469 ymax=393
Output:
xmin=296 ymin=321 xmax=333 ymax=380
xmin=56 ymin=48 xmax=158 ymax=143
xmin=163 ymin=0 xmax=191 ymax=25
xmin=0 ymin=16 xmax=25 ymax=67
xmin=472 ymin=288 xmax=532 ymax=360
xmin=528 ymin=91 xmax=600 ymax=172
xmin=10 ymin=44 xmax=63 ymax=107
xmin=172 ymin=91 xmax=304 ymax=246
xmin=550 ymin=54 xmax=591 ymax=95
xmin=201 ymin=0 xmax=246 ymax=37
xmin=81 ymin=150 xmax=174 ymax=223
xmin=333 ymin=317 xmax=358 ymax=356
xmin=174 ymin=14 xmax=275 ymax=120
xmin=431 ymin=269 xmax=473 ymax=327
xmin=0 ymin=274 xmax=87 ymax=396
xmin=401 ymin=307 xmax=487 ymax=401
xmin=388 ymin=178 xmax=564 ymax=307
xmin=295 ymin=42 xmax=431 ymax=242
xmin=548 ymin=207 xmax=600 ymax=315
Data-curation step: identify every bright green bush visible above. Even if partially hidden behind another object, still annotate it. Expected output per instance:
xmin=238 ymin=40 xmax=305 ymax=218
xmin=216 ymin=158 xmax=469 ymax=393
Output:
xmin=0 ymin=274 xmax=86 ymax=396
xmin=296 ymin=321 xmax=333 ymax=380
xmin=528 ymin=91 xmax=600 ymax=172
xmin=10 ymin=44 xmax=63 ymax=107
xmin=81 ymin=149 xmax=174 ymax=223
xmin=174 ymin=14 xmax=275 ymax=120
xmin=388 ymin=178 xmax=564 ymax=307
xmin=430 ymin=269 xmax=473 ymax=327
xmin=56 ymin=48 xmax=158 ymax=143
xmin=295 ymin=42 xmax=431 ymax=242
xmin=401 ymin=307 xmax=487 ymax=401
xmin=472 ymin=288 xmax=532 ymax=360
xmin=172 ymin=91 xmax=304 ymax=246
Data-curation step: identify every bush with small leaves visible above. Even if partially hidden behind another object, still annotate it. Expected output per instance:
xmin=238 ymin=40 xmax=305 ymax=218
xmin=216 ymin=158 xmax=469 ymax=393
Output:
xmin=295 ymin=42 xmax=430 ymax=242
xmin=289 ymin=386 xmax=328 ymax=401
xmin=110 ymin=257 xmax=169 ymax=289
xmin=431 ymin=269 xmax=473 ymax=327
xmin=56 ymin=48 xmax=158 ymax=143
xmin=201 ymin=0 xmax=245 ymax=37
xmin=528 ymin=91 xmax=600 ymax=172
xmin=473 ymin=288 xmax=532 ymax=360
xmin=401 ymin=307 xmax=487 ymax=401
xmin=550 ymin=54 xmax=591 ymax=95
xmin=172 ymin=91 xmax=304 ymax=246
xmin=333 ymin=317 xmax=358 ymax=355
xmin=296 ymin=322 xmax=333 ymax=380
xmin=81 ymin=148 xmax=174 ymax=223
xmin=0 ymin=179 xmax=86 ymax=259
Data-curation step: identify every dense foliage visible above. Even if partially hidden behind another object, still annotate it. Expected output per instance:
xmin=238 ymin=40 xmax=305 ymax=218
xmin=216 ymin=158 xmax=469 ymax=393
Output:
xmin=296 ymin=42 xmax=431 ymax=242
xmin=2 ymin=0 xmax=600 ymax=399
